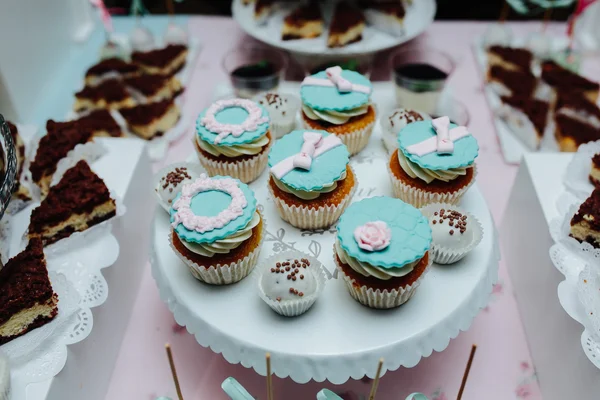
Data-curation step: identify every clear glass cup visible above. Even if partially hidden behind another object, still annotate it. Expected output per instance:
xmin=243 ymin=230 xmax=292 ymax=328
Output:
xmin=297 ymin=54 xmax=374 ymax=78
xmin=222 ymin=46 xmax=287 ymax=99
xmin=435 ymin=95 xmax=470 ymax=127
xmin=390 ymin=47 xmax=455 ymax=115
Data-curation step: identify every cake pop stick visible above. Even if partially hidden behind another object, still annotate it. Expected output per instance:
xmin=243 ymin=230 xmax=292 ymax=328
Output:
xmin=499 ymin=0 xmax=511 ymax=23
xmin=165 ymin=343 xmax=184 ymax=400
xmin=166 ymin=0 xmax=175 ymax=16
xmin=266 ymin=353 xmax=274 ymax=400
xmin=456 ymin=345 xmax=477 ymax=400
xmin=368 ymin=358 xmax=384 ymax=400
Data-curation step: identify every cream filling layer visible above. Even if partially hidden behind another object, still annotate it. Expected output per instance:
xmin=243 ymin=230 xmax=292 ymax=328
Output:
xmin=335 ymin=239 xmax=417 ymax=280
xmin=0 ymin=298 xmax=56 ymax=338
xmin=272 ymin=170 xmax=346 ymax=200
xmin=302 ymin=103 xmax=369 ymax=125
xmin=196 ymin=134 xmax=269 ymax=158
xmin=181 ymin=212 xmax=260 ymax=257
xmin=397 ymin=150 xmax=467 ymax=184
xmin=590 ymin=165 xmax=600 ymax=183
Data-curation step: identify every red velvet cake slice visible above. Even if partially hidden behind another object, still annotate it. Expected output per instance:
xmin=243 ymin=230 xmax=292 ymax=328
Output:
xmin=131 ymin=45 xmax=188 ymax=76
xmin=541 ymin=61 xmax=600 ymax=103
xmin=28 ymin=160 xmax=116 ymax=246
xmin=498 ymin=95 xmax=549 ymax=150
xmin=281 ymin=1 xmax=324 ymax=40
xmin=74 ymin=79 xmax=136 ymax=112
xmin=84 ymin=57 xmax=141 ymax=86
xmin=570 ymin=189 xmax=600 ymax=248
xmin=119 ymin=99 xmax=180 ymax=140
xmin=124 ymin=73 xmax=183 ymax=102
xmin=0 ymin=238 xmax=58 ymax=345
xmin=328 ymin=1 xmax=366 ymax=48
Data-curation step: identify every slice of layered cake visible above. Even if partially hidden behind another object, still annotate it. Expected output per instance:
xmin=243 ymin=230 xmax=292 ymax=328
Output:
xmin=541 ymin=61 xmax=600 ymax=103
xmin=281 ymin=1 xmax=323 ymax=40
xmin=254 ymin=0 xmax=275 ymax=25
xmin=0 ymin=238 xmax=58 ymax=345
xmin=555 ymin=113 xmax=600 ymax=152
xmin=50 ymin=110 xmax=123 ymax=139
xmin=74 ymin=79 xmax=136 ymax=112
xmin=487 ymin=65 xmax=537 ymax=98
xmin=498 ymin=95 xmax=549 ymax=150
xmin=6 ymin=121 xmax=30 ymax=201
xmin=487 ymin=46 xmax=533 ymax=72
xmin=84 ymin=57 xmax=141 ymax=86
xmin=360 ymin=0 xmax=406 ymax=37
xmin=131 ymin=45 xmax=188 ymax=76
xmin=119 ymin=99 xmax=180 ymax=140
xmin=570 ymin=189 xmax=600 ymax=248
xmin=591 ymin=154 xmax=600 ymax=188
xmin=28 ymin=160 xmax=116 ymax=246
xmin=555 ymin=91 xmax=600 ymax=129
xmin=328 ymin=1 xmax=366 ymax=48
xmin=30 ymin=121 xmax=95 ymax=196
xmin=124 ymin=73 xmax=183 ymax=103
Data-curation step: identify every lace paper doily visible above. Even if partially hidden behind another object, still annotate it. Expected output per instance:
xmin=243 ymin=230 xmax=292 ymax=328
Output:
xmin=578 ymin=264 xmax=600 ymax=343
xmin=563 ymin=140 xmax=600 ymax=201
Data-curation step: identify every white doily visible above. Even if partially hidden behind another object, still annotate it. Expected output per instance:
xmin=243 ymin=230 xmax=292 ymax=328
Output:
xmin=578 ymin=264 xmax=600 ymax=343
xmin=49 ymin=141 xmax=108 ymax=187
xmin=581 ymin=330 xmax=600 ymax=369
xmin=563 ymin=140 xmax=600 ymax=201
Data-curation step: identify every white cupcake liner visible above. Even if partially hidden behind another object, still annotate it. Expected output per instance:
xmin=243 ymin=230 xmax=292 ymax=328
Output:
xmin=194 ymin=138 xmax=272 ymax=184
xmin=563 ymin=140 xmax=600 ymax=201
xmin=169 ymin=211 xmax=266 ymax=285
xmin=420 ymin=203 xmax=484 ymax=265
xmin=388 ymin=159 xmax=478 ymax=208
xmin=333 ymin=249 xmax=432 ymax=309
xmin=254 ymin=250 xmax=327 ymax=317
xmin=268 ymin=167 xmax=357 ymax=230
xmin=152 ymin=162 xmax=205 ymax=213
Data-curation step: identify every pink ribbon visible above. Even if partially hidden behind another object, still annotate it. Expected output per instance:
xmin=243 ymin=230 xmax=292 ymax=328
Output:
xmin=405 ymin=116 xmax=471 ymax=157
xmin=271 ymin=132 xmax=343 ymax=179
xmin=301 ymin=66 xmax=371 ymax=95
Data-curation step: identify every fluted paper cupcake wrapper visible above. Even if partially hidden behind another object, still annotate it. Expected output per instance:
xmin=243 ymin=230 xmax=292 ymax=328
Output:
xmin=388 ymin=163 xmax=478 ymax=208
xmin=168 ymin=212 xmax=266 ymax=285
xmin=254 ymin=250 xmax=327 ymax=317
xmin=194 ymin=140 xmax=272 ymax=184
xmin=334 ymin=249 xmax=433 ymax=309
xmin=301 ymin=117 xmax=376 ymax=156
xmin=268 ymin=167 xmax=357 ymax=230
xmin=420 ymin=203 xmax=484 ymax=265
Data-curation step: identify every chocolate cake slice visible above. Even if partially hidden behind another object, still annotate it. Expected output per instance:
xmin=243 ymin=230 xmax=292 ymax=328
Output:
xmin=50 ymin=110 xmax=123 ymax=139
xmin=119 ymin=99 xmax=180 ymax=140
xmin=74 ymin=79 xmax=136 ymax=112
xmin=498 ymin=95 xmax=549 ymax=150
xmin=124 ymin=73 xmax=183 ymax=102
xmin=6 ymin=121 xmax=30 ymax=200
xmin=84 ymin=57 xmax=141 ymax=86
xmin=28 ymin=160 xmax=116 ymax=246
xmin=254 ymin=0 xmax=275 ymax=25
xmin=570 ymin=189 xmax=600 ymax=248
xmin=590 ymin=154 xmax=600 ymax=188
xmin=555 ymin=113 xmax=600 ymax=152
xmin=131 ymin=45 xmax=188 ymax=76
xmin=541 ymin=61 xmax=600 ymax=103
xmin=328 ymin=1 xmax=366 ymax=48
xmin=486 ymin=65 xmax=537 ymax=98
xmin=360 ymin=0 xmax=406 ymax=37
xmin=487 ymin=46 xmax=533 ymax=72
xmin=0 ymin=238 xmax=58 ymax=345
xmin=555 ymin=91 xmax=600 ymax=129
xmin=281 ymin=1 xmax=324 ymax=40
xmin=30 ymin=121 xmax=95 ymax=196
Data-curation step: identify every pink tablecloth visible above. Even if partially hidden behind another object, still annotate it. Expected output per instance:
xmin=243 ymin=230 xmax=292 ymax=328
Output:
xmin=105 ymin=18 xmax=568 ymax=400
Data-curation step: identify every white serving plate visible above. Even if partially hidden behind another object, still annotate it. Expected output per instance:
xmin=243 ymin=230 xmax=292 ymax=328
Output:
xmin=231 ymin=0 xmax=435 ymax=56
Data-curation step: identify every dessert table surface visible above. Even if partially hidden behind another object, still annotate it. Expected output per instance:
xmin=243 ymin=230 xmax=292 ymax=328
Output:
xmin=78 ymin=16 xmax=584 ymax=400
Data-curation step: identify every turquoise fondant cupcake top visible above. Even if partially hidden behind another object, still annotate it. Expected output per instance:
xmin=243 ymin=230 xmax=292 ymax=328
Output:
xmin=268 ymin=130 xmax=349 ymax=192
xmin=398 ymin=119 xmax=479 ymax=171
xmin=196 ymin=98 xmax=270 ymax=146
xmin=337 ymin=197 xmax=432 ymax=268
xmin=301 ymin=69 xmax=372 ymax=112
xmin=170 ymin=175 xmax=257 ymax=244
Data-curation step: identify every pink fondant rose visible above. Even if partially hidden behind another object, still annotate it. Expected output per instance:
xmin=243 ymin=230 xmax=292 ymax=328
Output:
xmin=353 ymin=221 xmax=391 ymax=252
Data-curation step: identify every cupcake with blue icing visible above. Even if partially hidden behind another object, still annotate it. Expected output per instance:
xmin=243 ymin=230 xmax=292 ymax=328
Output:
xmin=334 ymin=197 xmax=432 ymax=309
xmin=169 ymin=174 xmax=264 ymax=285
xmin=388 ymin=116 xmax=479 ymax=208
xmin=300 ymin=66 xmax=375 ymax=156
xmin=195 ymin=98 xmax=272 ymax=184
xmin=268 ymin=129 xmax=356 ymax=229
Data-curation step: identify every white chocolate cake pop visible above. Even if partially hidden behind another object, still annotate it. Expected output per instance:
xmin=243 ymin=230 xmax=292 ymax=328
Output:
xmin=130 ymin=25 xmax=155 ymax=52
xmin=154 ymin=163 xmax=201 ymax=212
xmin=165 ymin=23 xmax=188 ymax=45
xmin=381 ymin=108 xmax=431 ymax=153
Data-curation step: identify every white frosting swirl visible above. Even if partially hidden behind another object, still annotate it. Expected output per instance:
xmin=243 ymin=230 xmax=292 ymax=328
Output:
xmin=197 ymin=134 xmax=269 ymax=158
xmin=302 ymin=104 xmax=369 ymax=125
xmin=181 ymin=212 xmax=260 ymax=257
xmin=335 ymin=239 xmax=418 ymax=280
xmin=272 ymin=170 xmax=346 ymax=200
xmin=397 ymin=150 xmax=467 ymax=184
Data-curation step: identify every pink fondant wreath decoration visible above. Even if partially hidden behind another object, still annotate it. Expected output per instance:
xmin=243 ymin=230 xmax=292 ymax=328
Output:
xmin=200 ymin=99 xmax=269 ymax=145
xmin=172 ymin=174 xmax=247 ymax=233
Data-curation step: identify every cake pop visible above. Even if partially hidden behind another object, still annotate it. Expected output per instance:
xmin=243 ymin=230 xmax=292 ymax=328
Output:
xmin=130 ymin=24 xmax=155 ymax=52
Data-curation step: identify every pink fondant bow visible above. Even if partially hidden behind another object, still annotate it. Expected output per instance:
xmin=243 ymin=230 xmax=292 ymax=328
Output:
xmin=301 ymin=66 xmax=371 ymax=95
xmin=405 ymin=116 xmax=471 ymax=157
xmin=271 ymin=132 xmax=343 ymax=179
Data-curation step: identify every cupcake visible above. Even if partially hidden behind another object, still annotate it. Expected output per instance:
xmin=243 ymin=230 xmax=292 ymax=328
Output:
xmin=268 ymin=129 xmax=357 ymax=229
xmin=421 ymin=203 xmax=483 ymax=264
xmin=381 ymin=108 xmax=431 ymax=154
xmin=254 ymin=92 xmax=300 ymax=138
xmin=300 ymin=66 xmax=375 ymax=155
xmin=169 ymin=174 xmax=264 ymax=285
xmin=334 ymin=196 xmax=432 ymax=309
xmin=257 ymin=251 xmax=326 ymax=317
xmin=195 ymin=98 xmax=272 ymax=183
xmin=388 ymin=116 xmax=479 ymax=208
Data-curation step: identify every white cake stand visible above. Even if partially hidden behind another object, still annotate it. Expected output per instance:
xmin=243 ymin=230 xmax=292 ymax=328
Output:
xmin=150 ymin=120 xmax=500 ymax=384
